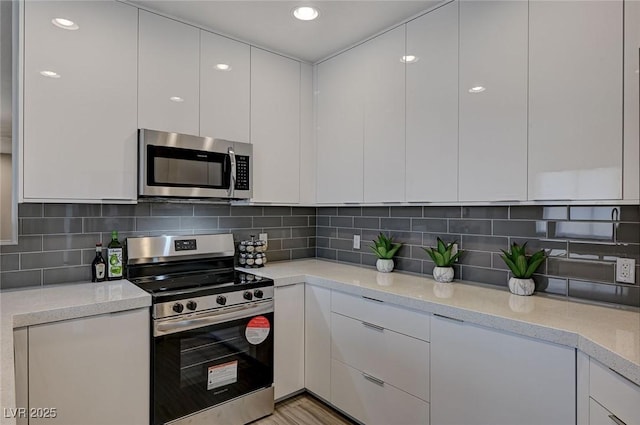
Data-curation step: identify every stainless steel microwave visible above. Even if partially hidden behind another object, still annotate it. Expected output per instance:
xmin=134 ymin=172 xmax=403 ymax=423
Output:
xmin=138 ymin=129 xmax=252 ymax=200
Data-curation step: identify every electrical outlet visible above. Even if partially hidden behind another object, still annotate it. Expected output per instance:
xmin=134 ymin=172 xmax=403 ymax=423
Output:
xmin=259 ymin=233 xmax=268 ymax=244
xmin=616 ymin=258 xmax=636 ymax=284
xmin=353 ymin=235 xmax=361 ymax=250
xmin=451 ymin=243 xmax=459 ymax=261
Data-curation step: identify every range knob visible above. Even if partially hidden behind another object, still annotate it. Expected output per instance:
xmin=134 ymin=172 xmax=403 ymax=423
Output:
xmin=186 ymin=300 xmax=197 ymax=311
xmin=243 ymin=291 xmax=253 ymax=301
xmin=172 ymin=303 xmax=184 ymax=313
xmin=216 ymin=295 xmax=227 ymax=306
xmin=254 ymin=289 xmax=264 ymax=299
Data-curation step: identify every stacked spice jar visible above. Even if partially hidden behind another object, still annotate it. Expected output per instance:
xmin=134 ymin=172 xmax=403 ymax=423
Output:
xmin=238 ymin=235 xmax=267 ymax=268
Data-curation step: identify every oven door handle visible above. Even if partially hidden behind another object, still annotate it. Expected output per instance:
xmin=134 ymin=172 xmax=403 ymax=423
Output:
xmin=154 ymin=300 xmax=273 ymax=337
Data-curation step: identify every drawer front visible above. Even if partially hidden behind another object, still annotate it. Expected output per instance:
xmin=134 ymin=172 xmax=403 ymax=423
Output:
xmin=590 ymin=398 xmax=617 ymax=425
xmin=331 ymin=312 xmax=430 ymax=401
xmin=590 ymin=359 xmax=640 ymax=425
xmin=331 ymin=290 xmax=430 ymax=341
xmin=331 ymin=359 xmax=430 ymax=425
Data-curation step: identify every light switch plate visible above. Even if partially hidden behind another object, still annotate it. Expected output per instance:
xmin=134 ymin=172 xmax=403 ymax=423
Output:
xmin=616 ymin=258 xmax=636 ymax=284
xmin=353 ymin=235 xmax=361 ymax=250
xmin=259 ymin=233 xmax=268 ymax=244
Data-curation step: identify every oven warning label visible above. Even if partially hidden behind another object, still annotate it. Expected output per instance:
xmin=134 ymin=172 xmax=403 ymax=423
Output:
xmin=245 ymin=316 xmax=270 ymax=345
xmin=207 ymin=360 xmax=238 ymax=391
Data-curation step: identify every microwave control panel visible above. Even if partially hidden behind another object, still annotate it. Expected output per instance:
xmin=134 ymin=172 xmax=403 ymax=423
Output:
xmin=235 ymin=156 xmax=250 ymax=190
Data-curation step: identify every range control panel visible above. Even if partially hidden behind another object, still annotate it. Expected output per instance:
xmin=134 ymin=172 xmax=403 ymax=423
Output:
xmin=174 ymin=239 xmax=197 ymax=251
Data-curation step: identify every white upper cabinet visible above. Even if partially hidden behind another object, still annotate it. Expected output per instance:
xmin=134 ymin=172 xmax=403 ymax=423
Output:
xmin=624 ymin=0 xmax=640 ymax=201
xmin=316 ymin=44 xmax=365 ymax=203
xmin=362 ymin=26 xmax=405 ymax=203
xmin=22 ymin=0 xmax=138 ymax=202
xmin=458 ymin=0 xmax=528 ymax=202
xmin=250 ymin=48 xmax=300 ymax=203
xmin=406 ymin=1 xmax=459 ymax=202
xmin=200 ymin=30 xmax=250 ymax=143
xmin=529 ymin=1 xmax=623 ymax=201
xmin=138 ymin=11 xmax=199 ymax=136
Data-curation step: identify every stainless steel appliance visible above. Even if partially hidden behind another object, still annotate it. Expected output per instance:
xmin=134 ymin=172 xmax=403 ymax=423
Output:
xmin=126 ymin=233 xmax=274 ymax=425
xmin=139 ymin=129 xmax=252 ymax=200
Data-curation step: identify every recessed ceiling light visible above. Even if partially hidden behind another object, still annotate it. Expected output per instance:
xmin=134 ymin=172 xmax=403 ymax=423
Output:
xmin=468 ymin=86 xmax=486 ymax=93
xmin=40 ymin=70 xmax=61 ymax=78
xmin=292 ymin=6 xmax=319 ymax=21
xmin=169 ymin=96 xmax=184 ymax=103
xmin=52 ymin=18 xmax=79 ymax=30
xmin=401 ymin=55 xmax=419 ymax=64
xmin=215 ymin=63 xmax=231 ymax=71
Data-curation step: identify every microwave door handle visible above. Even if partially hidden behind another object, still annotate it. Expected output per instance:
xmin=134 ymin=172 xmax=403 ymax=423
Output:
xmin=228 ymin=147 xmax=236 ymax=198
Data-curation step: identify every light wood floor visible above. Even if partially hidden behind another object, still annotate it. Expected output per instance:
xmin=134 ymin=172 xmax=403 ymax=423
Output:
xmin=253 ymin=393 xmax=356 ymax=425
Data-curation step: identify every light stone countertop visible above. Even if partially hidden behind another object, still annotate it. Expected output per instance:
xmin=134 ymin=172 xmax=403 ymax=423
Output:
xmin=240 ymin=259 xmax=640 ymax=386
xmin=0 ymin=280 xmax=151 ymax=425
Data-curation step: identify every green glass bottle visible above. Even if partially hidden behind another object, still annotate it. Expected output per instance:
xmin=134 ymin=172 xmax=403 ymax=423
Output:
xmin=106 ymin=230 xmax=123 ymax=280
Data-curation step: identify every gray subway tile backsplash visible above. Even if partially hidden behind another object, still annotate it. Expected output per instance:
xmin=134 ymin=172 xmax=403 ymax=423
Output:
xmin=320 ymin=204 xmax=638 ymax=307
xmin=1 ymin=203 xmax=316 ymax=290
xmin=3 ymin=203 xmax=638 ymax=308
xmin=20 ymin=218 xmax=83 ymax=235
xmin=462 ymin=206 xmax=509 ymax=219
xmin=44 ymin=203 xmax=102 ymax=218
xmin=380 ymin=218 xmax=410 ymax=231
xmin=0 ymin=270 xmax=43 ymax=289
xmin=253 ymin=216 xmax=283 ymax=228
xmin=448 ymin=219 xmax=492 ymax=235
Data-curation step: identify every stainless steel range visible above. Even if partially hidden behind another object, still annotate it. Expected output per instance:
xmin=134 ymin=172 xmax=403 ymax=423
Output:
xmin=125 ymin=233 xmax=275 ymax=425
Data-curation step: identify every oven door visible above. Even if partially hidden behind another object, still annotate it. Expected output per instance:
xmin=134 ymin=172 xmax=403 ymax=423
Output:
xmin=152 ymin=301 xmax=274 ymax=425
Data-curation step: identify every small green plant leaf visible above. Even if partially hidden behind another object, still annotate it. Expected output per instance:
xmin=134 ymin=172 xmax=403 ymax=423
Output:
xmin=432 ymin=251 xmax=445 ymax=266
xmin=500 ymin=254 xmax=519 ymax=275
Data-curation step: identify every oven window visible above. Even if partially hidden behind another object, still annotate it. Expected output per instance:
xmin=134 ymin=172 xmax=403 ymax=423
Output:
xmin=152 ymin=312 xmax=273 ymax=425
xmin=147 ymin=145 xmax=229 ymax=189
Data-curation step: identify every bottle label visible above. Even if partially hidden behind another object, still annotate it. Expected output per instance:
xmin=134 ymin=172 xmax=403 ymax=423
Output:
xmin=107 ymin=248 xmax=123 ymax=278
xmin=95 ymin=263 xmax=106 ymax=280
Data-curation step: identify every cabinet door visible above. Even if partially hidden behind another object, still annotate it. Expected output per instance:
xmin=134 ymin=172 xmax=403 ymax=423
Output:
xmin=362 ymin=26 xmax=405 ymax=203
xmin=22 ymin=0 xmax=137 ymax=202
xmin=28 ymin=309 xmax=149 ymax=425
xmin=331 ymin=312 xmax=430 ymax=402
xmin=431 ymin=315 xmax=575 ymax=425
xmin=250 ymin=48 xmax=300 ymax=203
xmin=304 ymin=284 xmax=331 ymax=401
xmin=316 ymin=46 xmax=365 ymax=203
xmin=331 ymin=359 xmax=430 ymax=425
xmin=529 ymin=1 xmax=623 ymax=200
xmin=589 ymin=398 xmax=616 ymax=425
xmin=200 ymin=30 xmax=250 ymax=142
xmin=458 ymin=0 xmax=528 ymax=201
xmin=138 ymin=10 xmax=199 ymax=135
xmin=274 ymin=283 xmax=305 ymax=400
xmin=624 ymin=0 xmax=640 ymax=201
xmin=406 ymin=1 xmax=459 ymax=202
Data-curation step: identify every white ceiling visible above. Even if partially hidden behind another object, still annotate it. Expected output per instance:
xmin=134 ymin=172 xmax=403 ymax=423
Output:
xmin=129 ymin=0 xmax=442 ymax=63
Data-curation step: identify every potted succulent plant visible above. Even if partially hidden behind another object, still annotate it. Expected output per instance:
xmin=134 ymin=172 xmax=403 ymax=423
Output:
xmin=500 ymin=242 xmax=546 ymax=296
xmin=423 ymin=238 xmax=462 ymax=283
xmin=370 ymin=233 xmax=402 ymax=273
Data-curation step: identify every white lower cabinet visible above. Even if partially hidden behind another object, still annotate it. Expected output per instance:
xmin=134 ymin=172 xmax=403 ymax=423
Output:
xmin=25 ymin=308 xmax=149 ymax=425
xmin=589 ymin=358 xmax=640 ymax=425
xmin=331 ymin=359 xmax=430 ymax=425
xmin=329 ymin=291 xmax=430 ymax=424
xmin=274 ymin=283 xmax=305 ymax=400
xmin=431 ymin=314 xmax=575 ymax=425
xmin=304 ymin=284 xmax=332 ymax=401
